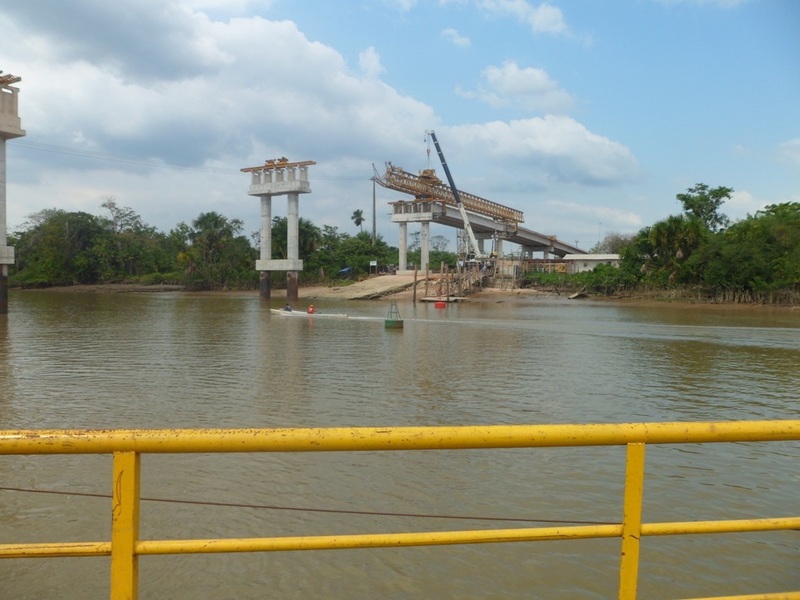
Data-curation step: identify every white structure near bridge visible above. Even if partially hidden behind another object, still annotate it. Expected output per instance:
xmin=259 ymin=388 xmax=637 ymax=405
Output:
xmin=562 ymin=254 xmax=620 ymax=274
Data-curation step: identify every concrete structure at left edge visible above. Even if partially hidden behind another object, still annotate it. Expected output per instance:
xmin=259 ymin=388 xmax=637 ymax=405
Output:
xmin=0 ymin=73 xmax=26 ymax=314
xmin=241 ymin=159 xmax=316 ymax=302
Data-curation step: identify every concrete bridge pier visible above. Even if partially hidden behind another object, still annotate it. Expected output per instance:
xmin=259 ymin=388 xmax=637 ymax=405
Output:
xmin=0 ymin=143 xmax=9 ymax=313
xmin=0 ymin=73 xmax=26 ymax=315
xmin=242 ymin=160 xmax=315 ymax=305
xmin=285 ymin=191 xmax=300 ymax=301
xmin=0 ymin=264 xmax=7 ymax=314
xmin=420 ymin=221 xmax=430 ymax=273
xmin=397 ymin=222 xmax=408 ymax=271
xmin=391 ymin=201 xmax=435 ymax=273
xmin=258 ymin=195 xmax=273 ymax=300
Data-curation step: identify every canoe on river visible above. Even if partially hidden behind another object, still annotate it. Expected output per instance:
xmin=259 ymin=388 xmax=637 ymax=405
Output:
xmin=269 ymin=308 xmax=349 ymax=319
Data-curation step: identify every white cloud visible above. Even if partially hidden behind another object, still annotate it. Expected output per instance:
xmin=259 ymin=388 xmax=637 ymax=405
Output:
xmin=777 ymin=138 xmax=800 ymax=166
xmin=359 ymin=47 xmax=386 ymax=78
xmin=477 ymin=0 xmax=568 ymax=35
xmin=1 ymin=1 xmax=642 ymax=247
xmin=656 ymin=0 xmax=750 ymax=8
xmin=441 ymin=28 xmax=471 ymax=47
xmin=725 ymin=190 xmax=770 ymax=221
xmin=2 ymin=9 xmax=439 ymax=235
xmin=461 ymin=61 xmax=574 ymax=113
xmin=545 ymin=199 xmax=643 ymax=231
xmin=439 ymin=117 xmax=640 ymax=191
xmin=386 ymin=0 xmax=418 ymax=11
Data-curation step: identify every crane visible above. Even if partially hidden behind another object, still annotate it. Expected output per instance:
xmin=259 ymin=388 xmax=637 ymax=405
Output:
xmin=425 ymin=130 xmax=485 ymax=261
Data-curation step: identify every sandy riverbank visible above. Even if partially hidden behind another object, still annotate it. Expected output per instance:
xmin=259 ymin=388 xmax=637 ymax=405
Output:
xmin=14 ymin=278 xmax=797 ymax=309
xmin=15 ymin=276 xmax=551 ymax=302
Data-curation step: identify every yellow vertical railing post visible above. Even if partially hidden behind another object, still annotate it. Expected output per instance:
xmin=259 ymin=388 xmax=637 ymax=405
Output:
xmin=110 ymin=451 xmax=141 ymax=600
xmin=619 ymin=442 xmax=646 ymax=600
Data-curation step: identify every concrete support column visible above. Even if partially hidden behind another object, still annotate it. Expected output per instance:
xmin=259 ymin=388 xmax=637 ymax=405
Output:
xmin=1 ymin=133 xmax=13 ymax=314
xmin=0 ymin=265 xmax=7 ymax=314
xmin=0 ymin=141 xmax=6 ymax=244
xmin=0 ymin=142 xmax=7 ymax=314
xmin=495 ymin=238 xmax=504 ymax=259
xmin=398 ymin=222 xmax=408 ymax=271
xmin=420 ymin=221 xmax=430 ymax=273
xmin=286 ymin=192 xmax=300 ymax=302
xmin=259 ymin=196 xmax=272 ymax=300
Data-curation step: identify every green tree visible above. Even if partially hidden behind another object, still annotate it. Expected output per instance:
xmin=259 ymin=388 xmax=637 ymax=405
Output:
xmin=336 ymin=231 xmax=395 ymax=275
xmin=266 ymin=216 xmax=324 ymax=282
xmin=699 ymin=202 xmax=800 ymax=294
xmin=268 ymin=217 xmax=322 ymax=261
xmin=430 ymin=235 xmax=450 ymax=252
xmin=184 ymin=212 xmax=256 ymax=290
xmin=94 ymin=197 xmax=168 ymax=280
xmin=408 ymin=231 xmax=420 ymax=253
xmin=621 ymin=215 xmax=707 ymax=286
xmin=676 ymin=183 xmax=732 ymax=233
xmin=351 ymin=209 xmax=365 ymax=231
xmin=12 ymin=209 xmax=105 ymax=285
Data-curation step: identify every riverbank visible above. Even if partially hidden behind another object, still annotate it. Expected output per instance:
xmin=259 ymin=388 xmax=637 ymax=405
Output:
xmin=13 ymin=278 xmax=798 ymax=309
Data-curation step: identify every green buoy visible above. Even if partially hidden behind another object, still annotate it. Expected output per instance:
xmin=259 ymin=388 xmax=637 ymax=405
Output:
xmin=385 ymin=302 xmax=403 ymax=329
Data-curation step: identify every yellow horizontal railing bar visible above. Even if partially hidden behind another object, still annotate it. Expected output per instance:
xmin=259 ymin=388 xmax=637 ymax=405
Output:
xmin=2 ymin=422 xmax=797 ymax=599
xmin=6 ymin=516 xmax=795 ymax=560
xmin=0 ymin=542 xmax=111 ymax=558
xmin=2 ymin=420 xmax=798 ymax=455
xmin=135 ymin=524 xmax=623 ymax=555
xmin=683 ymin=593 xmax=800 ymax=600
xmin=642 ymin=516 xmax=800 ymax=536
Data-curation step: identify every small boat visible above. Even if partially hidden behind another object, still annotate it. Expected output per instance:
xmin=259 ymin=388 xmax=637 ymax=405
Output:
xmin=269 ymin=308 xmax=349 ymax=319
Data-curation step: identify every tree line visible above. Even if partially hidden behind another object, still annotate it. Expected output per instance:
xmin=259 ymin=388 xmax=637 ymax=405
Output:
xmin=9 ymin=185 xmax=799 ymax=303
xmin=527 ymin=184 xmax=800 ymax=304
xmin=8 ymin=198 xmax=455 ymax=290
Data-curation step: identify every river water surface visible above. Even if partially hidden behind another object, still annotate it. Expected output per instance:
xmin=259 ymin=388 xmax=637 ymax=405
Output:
xmin=1 ymin=291 xmax=798 ymax=599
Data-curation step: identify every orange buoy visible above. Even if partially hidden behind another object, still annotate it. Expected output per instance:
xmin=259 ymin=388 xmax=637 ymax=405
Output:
xmin=434 ymin=301 xmax=446 ymax=309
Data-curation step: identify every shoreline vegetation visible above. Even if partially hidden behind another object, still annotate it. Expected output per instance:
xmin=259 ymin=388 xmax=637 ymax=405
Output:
xmin=9 ymin=194 xmax=798 ymax=310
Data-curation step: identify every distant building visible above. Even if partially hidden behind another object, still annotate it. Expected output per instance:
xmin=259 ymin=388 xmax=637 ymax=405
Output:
xmin=562 ymin=254 xmax=620 ymax=274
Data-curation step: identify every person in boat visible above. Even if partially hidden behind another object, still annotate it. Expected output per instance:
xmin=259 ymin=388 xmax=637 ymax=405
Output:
xmin=283 ymin=303 xmax=292 ymax=311
xmin=307 ymin=304 xmax=316 ymax=314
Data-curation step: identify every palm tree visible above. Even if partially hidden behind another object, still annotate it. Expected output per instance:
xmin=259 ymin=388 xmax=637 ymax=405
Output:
xmin=351 ymin=209 xmax=365 ymax=231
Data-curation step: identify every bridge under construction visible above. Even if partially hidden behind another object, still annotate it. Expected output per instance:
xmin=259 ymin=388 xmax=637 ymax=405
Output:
xmin=375 ymin=162 xmax=584 ymax=273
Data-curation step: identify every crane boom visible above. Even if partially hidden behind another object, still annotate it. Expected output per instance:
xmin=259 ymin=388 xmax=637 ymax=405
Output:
xmin=425 ymin=130 xmax=484 ymax=260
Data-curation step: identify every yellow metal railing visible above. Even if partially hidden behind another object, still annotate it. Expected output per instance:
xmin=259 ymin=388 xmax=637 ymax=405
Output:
xmin=1 ymin=421 xmax=798 ymax=600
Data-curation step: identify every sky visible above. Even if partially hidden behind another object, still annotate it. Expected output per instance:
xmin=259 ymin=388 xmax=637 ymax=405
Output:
xmin=1 ymin=0 xmax=798 ymax=252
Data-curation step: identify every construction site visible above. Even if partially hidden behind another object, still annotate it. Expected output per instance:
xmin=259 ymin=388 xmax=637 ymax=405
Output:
xmin=242 ymin=131 xmax=587 ymax=301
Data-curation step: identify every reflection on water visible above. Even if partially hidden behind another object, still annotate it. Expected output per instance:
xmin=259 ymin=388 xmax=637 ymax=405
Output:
xmin=1 ymin=291 xmax=798 ymax=598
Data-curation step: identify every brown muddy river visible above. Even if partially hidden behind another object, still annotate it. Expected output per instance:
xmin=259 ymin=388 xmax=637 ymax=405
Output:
xmin=1 ymin=291 xmax=798 ymax=598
